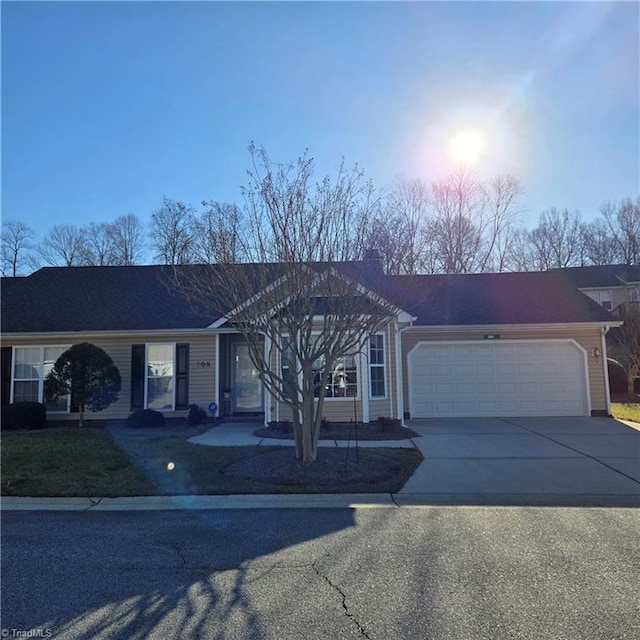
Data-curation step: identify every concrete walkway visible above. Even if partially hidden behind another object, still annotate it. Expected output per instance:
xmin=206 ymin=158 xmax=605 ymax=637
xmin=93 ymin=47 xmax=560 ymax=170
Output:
xmin=188 ymin=422 xmax=416 ymax=448
xmin=2 ymin=417 xmax=639 ymax=510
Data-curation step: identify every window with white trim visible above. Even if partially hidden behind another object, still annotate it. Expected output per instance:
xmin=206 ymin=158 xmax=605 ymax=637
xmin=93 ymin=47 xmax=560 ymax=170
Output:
xmin=369 ymin=334 xmax=386 ymax=398
xmin=281 ymin=338 xmax=358 ymax=399
xmin=146 ymin=343 xmax=175 ymax=410
xmin=12 ymin=345 xmax=70 ymax=412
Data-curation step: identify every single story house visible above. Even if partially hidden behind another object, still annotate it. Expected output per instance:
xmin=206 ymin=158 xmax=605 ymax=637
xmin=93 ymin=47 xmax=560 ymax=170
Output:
xmin=0 ymin=261 xmax=620 ymax=424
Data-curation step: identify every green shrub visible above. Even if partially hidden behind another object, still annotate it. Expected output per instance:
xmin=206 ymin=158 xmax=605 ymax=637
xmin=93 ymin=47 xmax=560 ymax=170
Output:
xmin=187 ymin=404 xmax=207 ymax=426
xmin=1 ymin=402 xmax=47 ymax=431
xmin=125 ymin=409 xmax=165 ymax=428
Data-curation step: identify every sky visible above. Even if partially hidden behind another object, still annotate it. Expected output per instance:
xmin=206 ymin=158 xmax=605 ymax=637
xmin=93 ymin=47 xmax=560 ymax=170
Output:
xmin=2 ymin=1 xmax=639 ymax=247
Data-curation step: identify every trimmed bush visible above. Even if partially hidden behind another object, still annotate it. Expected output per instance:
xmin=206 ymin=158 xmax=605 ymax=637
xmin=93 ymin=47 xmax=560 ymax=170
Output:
xmin=125 ymin=409 xmax=165 ymax=429
xmin=187 ymin=404 xmax=207 ymax=426
xmin=1 ymin=402 xmax=47 ymax=431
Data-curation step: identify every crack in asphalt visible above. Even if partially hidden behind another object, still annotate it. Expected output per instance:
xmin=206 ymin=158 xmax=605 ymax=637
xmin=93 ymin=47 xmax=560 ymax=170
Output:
xmin=312 ymin=561 xmax=372 ymax=639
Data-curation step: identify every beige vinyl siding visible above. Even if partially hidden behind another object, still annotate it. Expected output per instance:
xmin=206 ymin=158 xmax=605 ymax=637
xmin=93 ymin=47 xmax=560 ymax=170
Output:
xmin=5 ymin=333 xmax=217 ymax=421
xmin=401 ymin=326 xmax=607 ymax=415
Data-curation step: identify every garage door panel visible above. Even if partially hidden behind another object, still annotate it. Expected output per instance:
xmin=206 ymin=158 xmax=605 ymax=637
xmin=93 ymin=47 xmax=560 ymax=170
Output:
xmin=409 ymin=341 xmax=588 ymax=418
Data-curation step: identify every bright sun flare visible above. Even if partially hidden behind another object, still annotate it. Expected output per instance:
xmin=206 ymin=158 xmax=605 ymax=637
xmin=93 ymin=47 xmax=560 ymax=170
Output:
xmin=448 ymin=130 xmax=486 ymax=165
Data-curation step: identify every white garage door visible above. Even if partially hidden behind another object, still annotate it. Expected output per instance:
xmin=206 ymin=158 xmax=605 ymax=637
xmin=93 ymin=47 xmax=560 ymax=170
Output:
xmin=408 ymin=341 xmax=589 ymax=418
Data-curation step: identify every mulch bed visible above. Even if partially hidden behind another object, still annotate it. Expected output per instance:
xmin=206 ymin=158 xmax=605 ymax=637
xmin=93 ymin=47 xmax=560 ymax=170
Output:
xmin=223 ymin=448 xmax=416 ymax=487
xmin=254 ymin=424 xmax=420 ymax=441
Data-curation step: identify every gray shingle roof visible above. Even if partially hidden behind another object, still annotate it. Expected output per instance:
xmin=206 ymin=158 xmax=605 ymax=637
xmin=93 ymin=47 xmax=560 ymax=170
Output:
xmin=382 ymin=271 xmax=615 ymax=325
xmin=553 ymin=264 xmax=640 ymax=288
xmin=1 ymin=264 xmax=614 ymax=334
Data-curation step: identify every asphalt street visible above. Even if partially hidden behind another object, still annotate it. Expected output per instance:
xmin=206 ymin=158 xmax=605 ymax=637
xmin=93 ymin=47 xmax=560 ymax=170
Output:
xmin=1 ymin=507 xmax=638 ymax=640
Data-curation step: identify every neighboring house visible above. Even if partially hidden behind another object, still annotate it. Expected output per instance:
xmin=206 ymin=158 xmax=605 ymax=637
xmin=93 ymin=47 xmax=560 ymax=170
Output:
xmin=0 ymin=262 xmax=620 ymax=423
xmin=554 ymin=264 xmax=640 ymax=313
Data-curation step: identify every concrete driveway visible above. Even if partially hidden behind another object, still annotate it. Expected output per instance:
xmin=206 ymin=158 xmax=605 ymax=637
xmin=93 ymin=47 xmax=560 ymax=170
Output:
xmin=399 ymin=416 xmax=640 ymax=506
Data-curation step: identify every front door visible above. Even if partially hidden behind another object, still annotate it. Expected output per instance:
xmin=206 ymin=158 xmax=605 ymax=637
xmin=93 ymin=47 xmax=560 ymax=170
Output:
xmin=232 ymin=343 xmax=264 ymax=413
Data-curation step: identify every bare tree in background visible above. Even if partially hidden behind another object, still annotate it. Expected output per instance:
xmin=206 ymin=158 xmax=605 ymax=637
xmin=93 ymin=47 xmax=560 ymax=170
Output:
xmin=82 ymin=222 xmax=117 ymax=266
xmin=523 ymin=208 xmax=586 ymax=270
xmin=365 ymin=172 xmax=522 ymax=275
xmin=173 ymin=146 xmax=393 ymax=462
xmin=1 ymin=220 xmax=35 ymax=276
xmin=481 ymin=175 xmax=523 ymax=272
xmin=582 ymin=217 xmax=622 ymax=266
xmin=365 ymin=178 xmax=431 ymax=275
xmin=427 ymin=170 xmax=487 ymax=273
xmin=193 ymin=201 xmax=246 ymax=263
xmin=609 ymin=302 xmax=640 ymax=396
xmin=150 ymin=198 xmax=196 ymax=265
xmin=38 ymin=224 xmax=88 ymax=267
xmin=600 ymin=198 xmax=640 ymax=265
xmin=109 ymin=214 xmax=145 ymax=265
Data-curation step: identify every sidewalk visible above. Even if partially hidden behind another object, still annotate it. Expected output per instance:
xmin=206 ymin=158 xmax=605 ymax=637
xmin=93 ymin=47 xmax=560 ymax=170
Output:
xmin=187 ymin=422 xmax=417 ymax=449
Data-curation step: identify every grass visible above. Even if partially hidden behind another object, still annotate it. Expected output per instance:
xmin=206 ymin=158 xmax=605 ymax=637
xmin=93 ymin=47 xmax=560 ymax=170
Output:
xmin=1 ymin=429 xmax=156 ymax=497
xmin=610 ymin=403 xmax=640 ymax=424
xmin=1 ymin=428 xmax=423 ymax=497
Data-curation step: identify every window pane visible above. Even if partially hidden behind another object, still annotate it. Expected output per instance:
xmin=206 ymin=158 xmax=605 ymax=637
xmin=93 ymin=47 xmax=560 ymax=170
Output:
xmin=43 ymin=347 xmax=65 ymax=377
xmin=147 ymin=344 xmax=174 ymax=410
xmin=14 ymin=380 xmax=39 ymax=403
xmin=370 ymin=367 xmax=385 ymax=398
xmin=14 ymin=347 xmax=40 ymax=379
xmin=46 ymin=395 xmax=69 ymax=412
xmin=369 ymin=335 xmax=384 ymax=365
xmin=329 ymin=356 xmax=357 ymax=398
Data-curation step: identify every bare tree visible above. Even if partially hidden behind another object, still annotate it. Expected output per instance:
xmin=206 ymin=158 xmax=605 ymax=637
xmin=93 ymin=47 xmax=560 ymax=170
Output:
xmin=110 ymin=214 xmax=145 ymax=265
xmin=81 ymin=222 xmax=117 ymax=266
xmin=600 ymin=198 xmax=640 ymax=265
xmin=150 ymin=198 xmax=196 ymax=265
xmin=582 ymin=217 xmax=621 ymax=266
xmin=609 ymin=302 xmax=640 ymax=396
xmin=480 ymin=175 xmax=524 ymax=272
xmin=525 ymin=208 xmax=586 ymax=270
xmin=1 ymin=220 xmax=35 ymax=276
xmin=38 ymin=224 xmax=89 ymax=267
xmin=192 ymin=201 xmax=246 ymax=263
xmin=426 ymin=170 xmax=487 ymax=273
xmin=173 ymin=146 xmax=393 ymax=462
xmin=365 ymin=178 xmax=431 ymax=275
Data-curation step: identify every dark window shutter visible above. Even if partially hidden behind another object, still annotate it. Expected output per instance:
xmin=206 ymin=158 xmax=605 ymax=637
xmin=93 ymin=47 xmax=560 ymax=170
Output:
xmin=175 ymin=343 xmax=189 ymax=410
xmin=1 ymin=347 xmax=12 ymax=407
xmin=131 ymin=344 xmax=145 ymax=410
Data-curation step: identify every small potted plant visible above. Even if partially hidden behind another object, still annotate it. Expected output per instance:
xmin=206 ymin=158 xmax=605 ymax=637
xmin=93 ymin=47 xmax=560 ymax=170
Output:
xmin=223 ymin=387 xmax=233 ymax=399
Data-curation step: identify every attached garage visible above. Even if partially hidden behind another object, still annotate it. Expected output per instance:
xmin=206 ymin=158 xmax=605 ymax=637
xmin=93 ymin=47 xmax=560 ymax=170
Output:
xmin=408 ymin=340 xmax=590 ymax=418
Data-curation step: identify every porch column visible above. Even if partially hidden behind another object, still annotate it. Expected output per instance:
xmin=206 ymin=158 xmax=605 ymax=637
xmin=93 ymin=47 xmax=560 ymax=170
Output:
xmin=360 ymin=347 xmax=369 ymax=424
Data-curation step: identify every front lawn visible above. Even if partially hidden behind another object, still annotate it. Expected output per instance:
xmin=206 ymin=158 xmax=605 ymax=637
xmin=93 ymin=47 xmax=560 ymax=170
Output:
xmin=1 ymin=429 xmax=423 ymax=497
xmin=1 ymin=429 xmax=156 ymax=497
xmin=611 ymin=403 xmax=640 ymax=424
